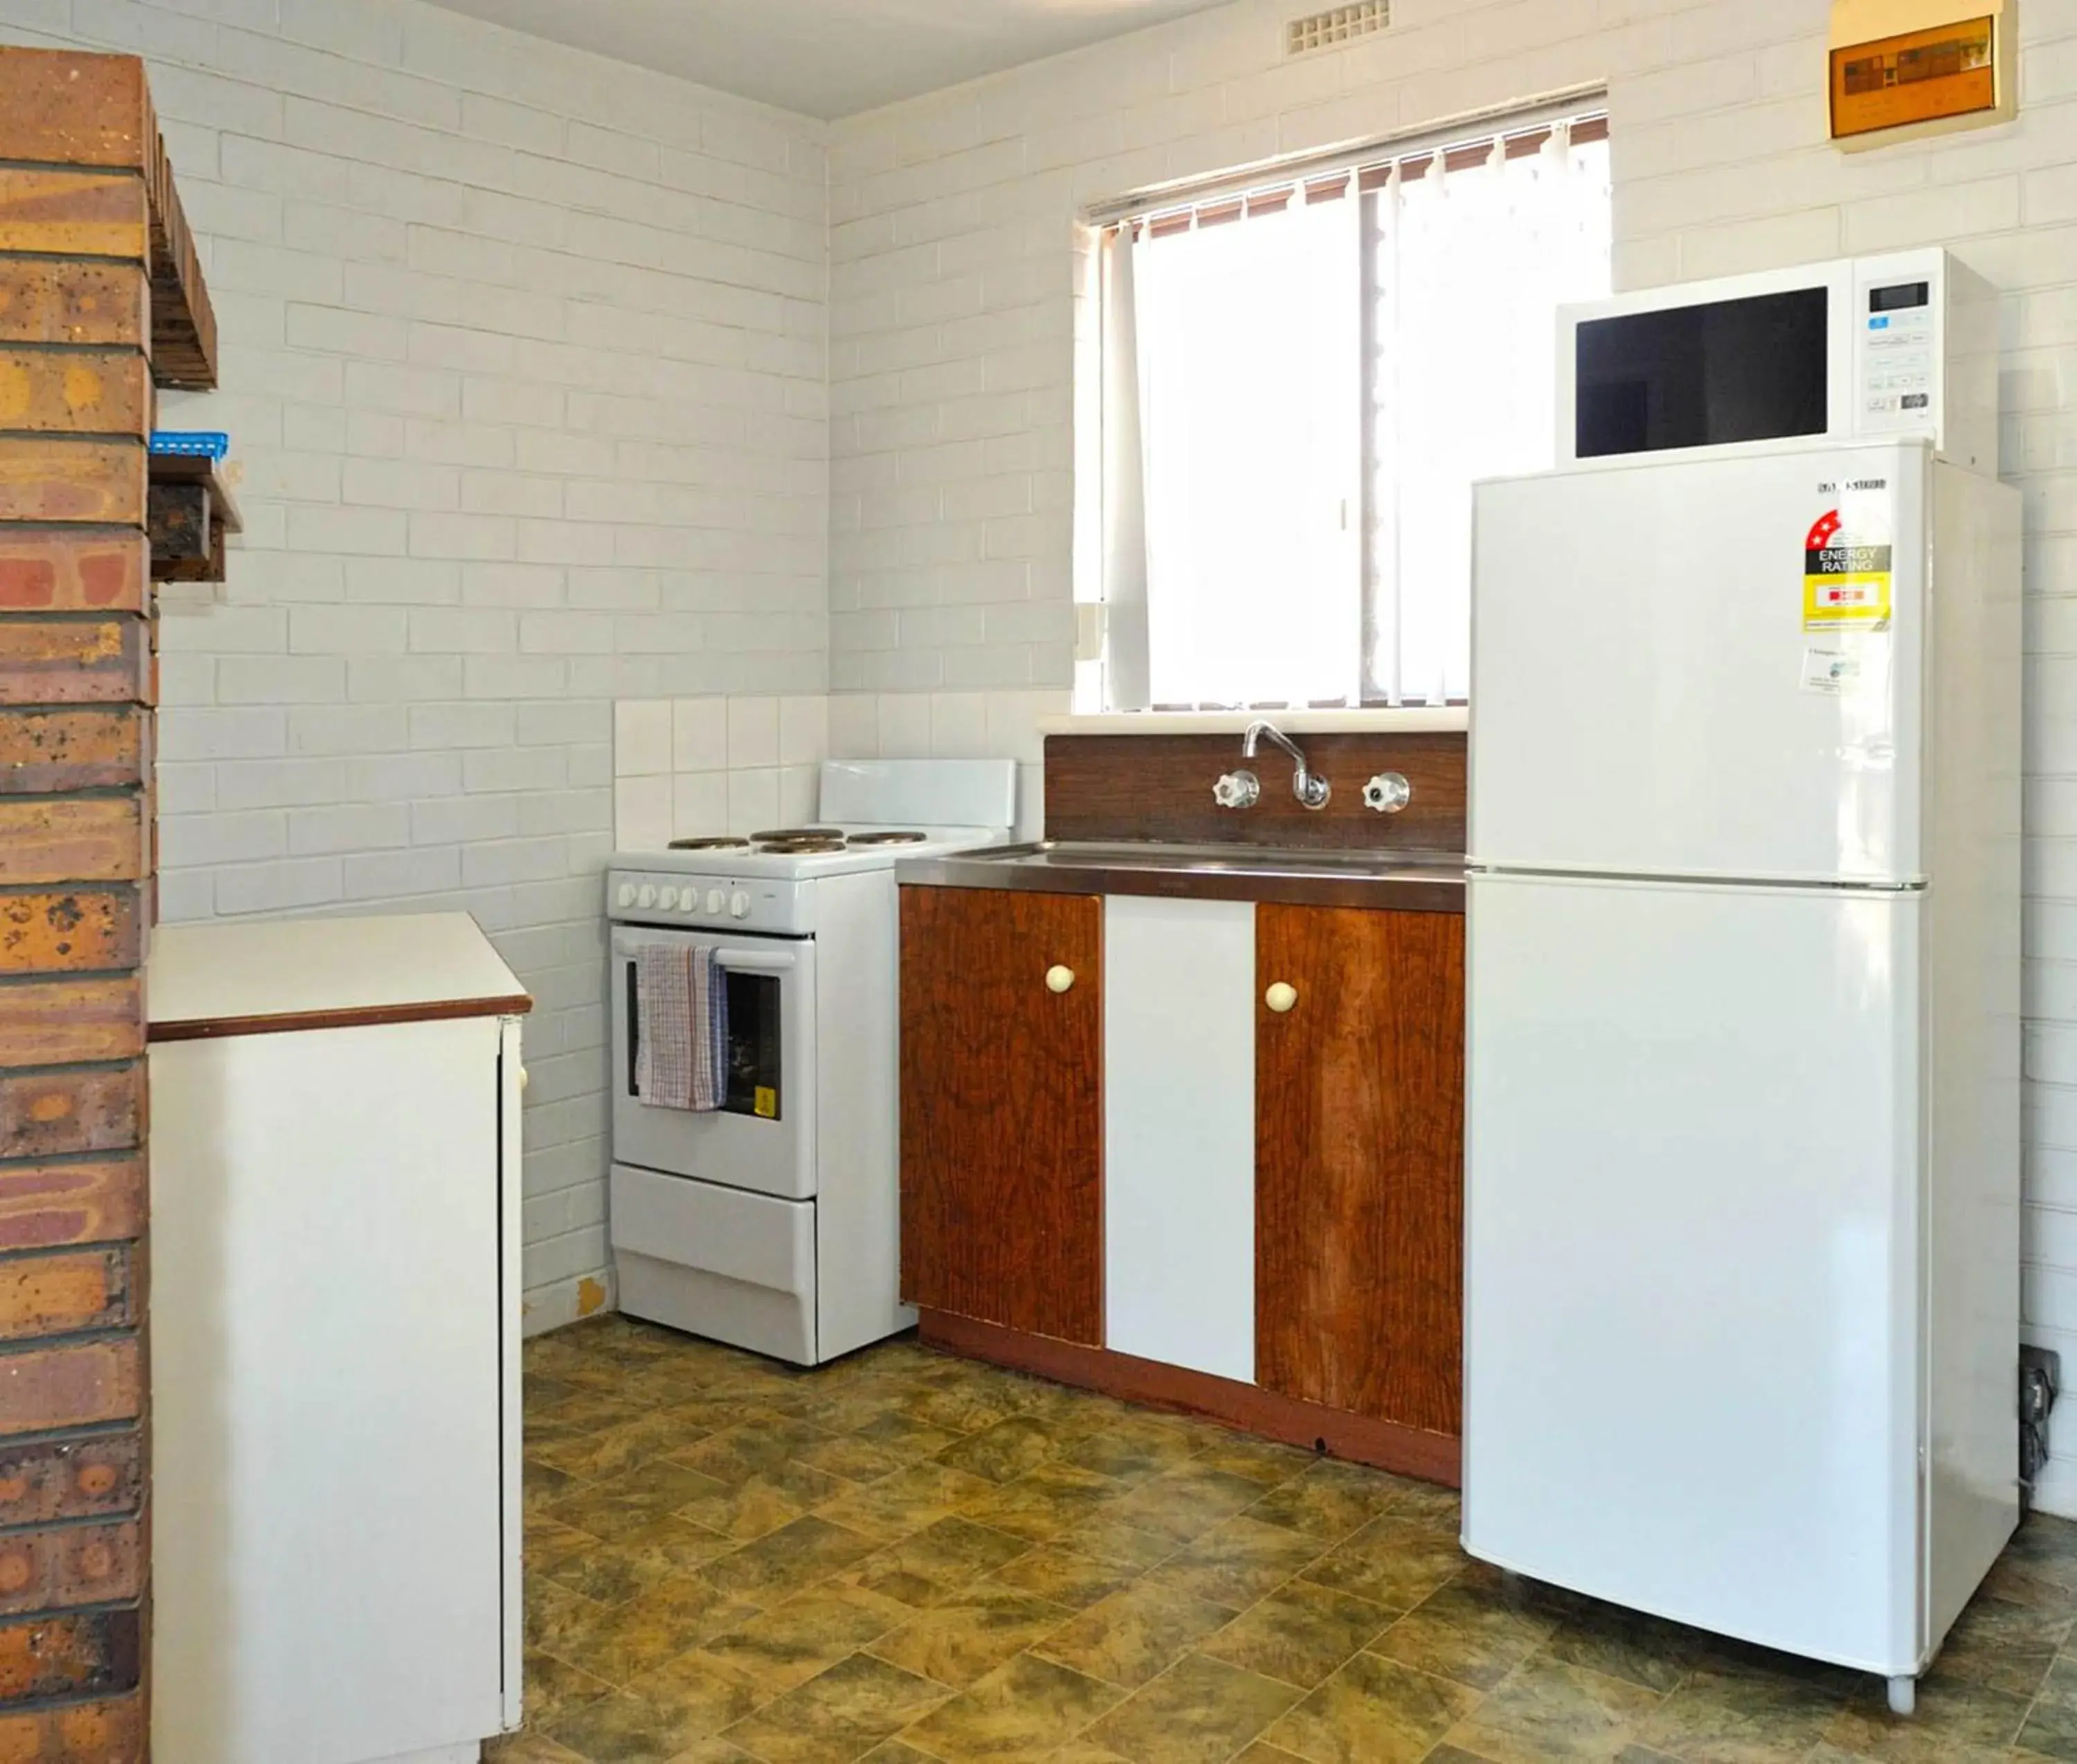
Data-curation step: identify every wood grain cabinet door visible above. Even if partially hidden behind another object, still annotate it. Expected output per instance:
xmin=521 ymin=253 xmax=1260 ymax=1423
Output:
xmin=1256 ymin=904 xmax=1465 ymax=1435
xmin=899 ymin=885 xmax=1103 ymax=1345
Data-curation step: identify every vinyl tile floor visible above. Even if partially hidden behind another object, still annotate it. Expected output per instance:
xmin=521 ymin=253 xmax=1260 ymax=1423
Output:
xmin=501 ymin=1315 xmax=2077 ymax=1764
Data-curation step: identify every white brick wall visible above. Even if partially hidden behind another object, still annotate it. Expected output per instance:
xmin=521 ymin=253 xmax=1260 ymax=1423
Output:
xmin=0 ymin=0 xmax=829 ymax=1334
xmin=824 ymin=0 xmax=2077 ymax=1509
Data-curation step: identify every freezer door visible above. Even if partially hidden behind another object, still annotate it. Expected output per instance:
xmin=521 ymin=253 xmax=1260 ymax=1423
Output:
xmin=1464 ymin=872 xmax=1923 ymax=1674
xmin=1471 ymin=442 xmax=1926 ymax=883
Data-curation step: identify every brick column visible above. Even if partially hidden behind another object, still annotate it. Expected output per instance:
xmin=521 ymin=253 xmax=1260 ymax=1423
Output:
xmin=0 ymin=51 xmax=161 ymax=1764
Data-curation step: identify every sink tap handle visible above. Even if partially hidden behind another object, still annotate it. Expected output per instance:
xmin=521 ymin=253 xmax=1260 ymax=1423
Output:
xmin=1214 ymin=771 xmax=1261 ymax=811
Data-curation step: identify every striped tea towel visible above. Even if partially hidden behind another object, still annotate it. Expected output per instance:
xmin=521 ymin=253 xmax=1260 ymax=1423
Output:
xmin=634 ymin=944 xmax=728 ymax=1111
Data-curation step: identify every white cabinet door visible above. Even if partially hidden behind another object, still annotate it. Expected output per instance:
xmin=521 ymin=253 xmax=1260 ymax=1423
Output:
xmin=1104 ymin=896 xmax=1255 ymax=1383
xmin=152 ymin=1017 xmax=506 ymax=1764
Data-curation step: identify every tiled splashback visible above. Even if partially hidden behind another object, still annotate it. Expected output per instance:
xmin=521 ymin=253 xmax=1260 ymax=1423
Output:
xmin=613 ymin=690 xmax=1066 ymax=845
xmin=613 ymin=696 xmax=829 ymax=849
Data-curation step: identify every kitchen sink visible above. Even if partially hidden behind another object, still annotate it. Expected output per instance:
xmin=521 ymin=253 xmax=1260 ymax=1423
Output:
xmin=897 ymin=840 xmax=1466 ymax=912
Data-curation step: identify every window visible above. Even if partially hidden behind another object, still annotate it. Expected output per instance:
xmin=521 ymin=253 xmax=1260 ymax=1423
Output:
xmin=1094 ymin=103 xmax=1611 ymax=709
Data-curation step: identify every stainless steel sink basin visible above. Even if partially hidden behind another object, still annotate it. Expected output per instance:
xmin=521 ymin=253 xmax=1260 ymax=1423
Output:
xmin=899 ymin=840 xmax=1466 ymax=911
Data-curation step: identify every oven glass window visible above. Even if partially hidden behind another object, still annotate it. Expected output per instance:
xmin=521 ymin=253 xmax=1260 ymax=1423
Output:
xmin=625 ymin=961 xmax=783 ymax=1121
xmin=724 ymin=970 xmax=782 ymax=1121
xmin=1576 ymin=287 xmax=1828 ymax=458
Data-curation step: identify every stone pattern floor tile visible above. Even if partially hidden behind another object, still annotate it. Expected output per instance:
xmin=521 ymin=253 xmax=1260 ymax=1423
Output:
xmin=514 ymin=1315 xmax=2077 ymax=1763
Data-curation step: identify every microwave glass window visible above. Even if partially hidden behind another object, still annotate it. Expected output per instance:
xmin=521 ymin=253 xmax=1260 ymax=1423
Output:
xmin=624 ymin=960 xmax=783 ymax=1121
xmin=1575 ymin=287 xmax=1829 ymax=458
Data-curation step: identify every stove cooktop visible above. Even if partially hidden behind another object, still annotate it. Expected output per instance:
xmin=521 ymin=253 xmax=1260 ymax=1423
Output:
xmin=619 ymin=824 xmax=1010 ymax=883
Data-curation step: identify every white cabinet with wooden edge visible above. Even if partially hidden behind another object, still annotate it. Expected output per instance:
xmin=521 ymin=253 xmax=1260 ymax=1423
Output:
xmin=1103 ymin=896 xmax=1257 ymax=1383
xmin=145 ymin=912 xmax=531 ymax=1764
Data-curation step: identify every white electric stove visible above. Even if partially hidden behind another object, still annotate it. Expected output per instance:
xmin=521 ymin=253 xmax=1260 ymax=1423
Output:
xmin=606 ymin=759 xmax=1017 ymax=1364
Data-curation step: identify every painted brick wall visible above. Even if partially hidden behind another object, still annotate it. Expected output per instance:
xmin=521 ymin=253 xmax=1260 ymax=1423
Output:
xmin=822 ymin=0 xmax=2077 ymax=1510
xmin=0 ymin=0 xmax=831 ymax=1331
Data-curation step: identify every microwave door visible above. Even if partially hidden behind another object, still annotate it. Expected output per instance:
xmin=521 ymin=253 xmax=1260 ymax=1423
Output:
xmin=1556 ymin=260 xmax=1858 ymax=467
xmin=1574 ymin=287 xmax=1831 ymax=459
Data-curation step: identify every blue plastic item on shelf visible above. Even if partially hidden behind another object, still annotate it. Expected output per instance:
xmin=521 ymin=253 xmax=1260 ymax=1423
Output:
xmin=150 ymin=431 xmax=230 ymax=459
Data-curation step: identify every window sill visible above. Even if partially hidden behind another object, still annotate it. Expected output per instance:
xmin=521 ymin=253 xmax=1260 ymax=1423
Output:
xmin=1041 ymin=707 xmax=1468 ymax=737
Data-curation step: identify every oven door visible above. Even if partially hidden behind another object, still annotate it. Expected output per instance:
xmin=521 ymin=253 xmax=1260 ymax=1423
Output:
xmin=610 ymin=925 xmax=817 ymax=1200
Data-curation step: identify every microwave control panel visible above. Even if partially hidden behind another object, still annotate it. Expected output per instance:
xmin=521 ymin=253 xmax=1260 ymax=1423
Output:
xmin=1855 ymin=276 xmax=1937 ymax=436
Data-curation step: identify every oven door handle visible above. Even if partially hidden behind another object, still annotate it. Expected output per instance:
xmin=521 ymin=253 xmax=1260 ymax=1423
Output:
xmin=612 ymin=930 xmax=801 ymax=974
xmin=714 ymin=950 xmax=798 ymax=973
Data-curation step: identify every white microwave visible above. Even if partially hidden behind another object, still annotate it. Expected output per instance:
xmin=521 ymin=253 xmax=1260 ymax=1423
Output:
xmin=1555 ymin=249 xmax=1998 ymax=473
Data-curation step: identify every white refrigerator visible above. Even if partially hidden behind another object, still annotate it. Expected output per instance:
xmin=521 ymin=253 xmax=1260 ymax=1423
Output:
xmin=1463 ymin=437 xmax=2022 ymax=1711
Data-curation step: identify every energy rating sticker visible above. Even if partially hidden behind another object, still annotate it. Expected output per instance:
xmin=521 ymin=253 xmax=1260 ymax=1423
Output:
xmin=1804 ymin=507 xmax=1892 ymax=630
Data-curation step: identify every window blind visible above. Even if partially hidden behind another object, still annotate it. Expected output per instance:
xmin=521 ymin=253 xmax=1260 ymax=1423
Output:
xmin=1094 ymin=97 xmax=1612 ymax=712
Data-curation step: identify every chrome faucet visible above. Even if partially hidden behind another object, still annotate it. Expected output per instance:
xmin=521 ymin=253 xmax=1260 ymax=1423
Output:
xmin=1214 ymin=720 xmax=1331 ymax=811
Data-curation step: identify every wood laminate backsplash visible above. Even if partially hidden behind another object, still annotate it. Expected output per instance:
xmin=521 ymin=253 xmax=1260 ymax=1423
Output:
xmin=1043 ymin=732 xmax=1466 ymax=852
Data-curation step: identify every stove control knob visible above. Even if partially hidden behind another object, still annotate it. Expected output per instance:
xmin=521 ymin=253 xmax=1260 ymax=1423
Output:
xmin=615 ymin=883 xmax=636 ymax=908
xmin=658 ymin=885 xmax=680 ymax=910
xmin=638 ymin=884 xmax=658 ymax=909
xmin=706 ymin=889 xmax=726 ymax=915
xmin=678 ymin=895 xmax=699 ymax=917
xmin=730 ymin=891 xmax=750 ymax=920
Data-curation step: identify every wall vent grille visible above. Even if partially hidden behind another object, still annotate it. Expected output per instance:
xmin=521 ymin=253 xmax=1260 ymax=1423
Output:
xmin=1286 ymin=2 xmax=1390 ymax=56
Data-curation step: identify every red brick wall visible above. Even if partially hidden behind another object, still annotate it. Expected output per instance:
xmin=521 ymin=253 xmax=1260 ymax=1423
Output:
xmin=0 ymin=48 xmax=165 ymax=1762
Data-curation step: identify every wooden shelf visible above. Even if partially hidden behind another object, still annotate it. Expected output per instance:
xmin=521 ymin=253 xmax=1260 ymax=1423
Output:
xmin=147 ymin=453 xmax=240 ymax=584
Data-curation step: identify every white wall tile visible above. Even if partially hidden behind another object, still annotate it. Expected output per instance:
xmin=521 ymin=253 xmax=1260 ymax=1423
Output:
xmin=726 ymin=766 xmax=782 ymax=835
xmin=672 ymin=696 xmax=729 ymax=772
xmin=613 ymin=775 xmax=672 ymax=851
xmin=726 ymin=694 xmax=780 ymax=768
xmin=929 ymin=691 xmax=987 ymax=757
xmin=829 ymin=692 xmax=879 ymax=758
xmin=613 ymin=699 xmax=672 ymax=776
xmin=671 ymin=771 xmax=730 ymax=838
xmin=777 ymin=764 xmax=820 ymax=825
xmin=779 ymin=694 xmax=829 ymax=766
xmin=876 ymin=692 xmax=930 ymax=757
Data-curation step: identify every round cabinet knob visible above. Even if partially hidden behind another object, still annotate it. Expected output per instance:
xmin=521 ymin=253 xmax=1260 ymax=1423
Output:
xmin=730 ymin=891 xmax=751 ymax=919
xmin=705 ymin=889 xmax=726 ymax=915
xmin=1363 ymin=771 xmax=1412 ymax=814
xmin=1266 ymin=982 xmax=1299 ymax=1014
xmin=637 ymin=884 xmax=658 ymax=908
xmin=658 ymin=885 xmax=680 ymax=910
xmin=616 ymin=883 xmax=636 ymax=908
xmin=1045 ymin=964 xmax=1076 ymax=994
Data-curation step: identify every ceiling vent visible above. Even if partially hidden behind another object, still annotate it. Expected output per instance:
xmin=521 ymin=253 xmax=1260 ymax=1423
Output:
xmin=1286 ymin=2 xmax=1390 ymax=56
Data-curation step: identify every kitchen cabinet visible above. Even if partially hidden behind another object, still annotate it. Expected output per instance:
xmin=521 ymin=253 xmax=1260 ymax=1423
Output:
xmin=899 ymin=875 xmax=1466 ymax=1475
xmin=1256 ymin=903 xmax=1466 ymax=1435
xmin=899 ymin=885 xmax=1103 ymax=1344
xmin=147 ymin=913 xmax=529 ymax=1764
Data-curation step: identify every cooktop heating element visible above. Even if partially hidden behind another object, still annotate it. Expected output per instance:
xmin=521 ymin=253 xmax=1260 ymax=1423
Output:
xmin=668 ymin=836 xmax=750 ymax=852
xmin=847 ymin=831 xmax=929 ymax=845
